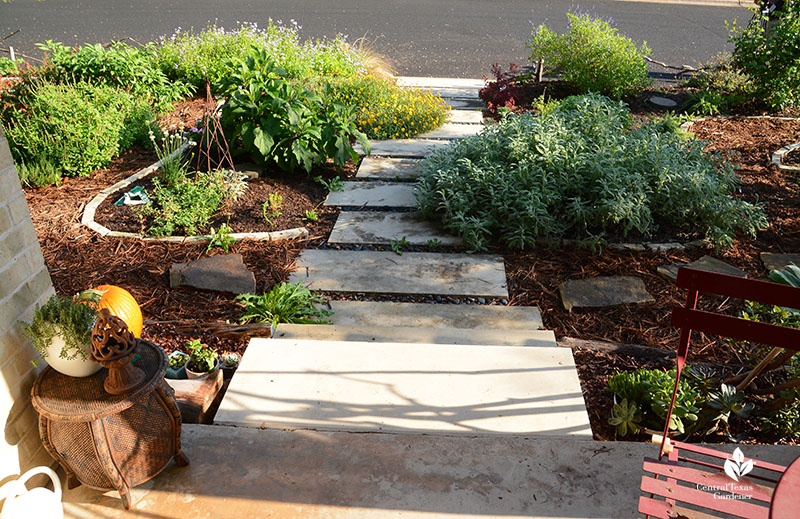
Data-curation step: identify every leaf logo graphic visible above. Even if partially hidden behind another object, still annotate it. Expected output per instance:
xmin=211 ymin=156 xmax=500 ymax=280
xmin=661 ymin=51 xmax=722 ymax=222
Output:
xmin=724 ymin=448 xmax=754 ymax=482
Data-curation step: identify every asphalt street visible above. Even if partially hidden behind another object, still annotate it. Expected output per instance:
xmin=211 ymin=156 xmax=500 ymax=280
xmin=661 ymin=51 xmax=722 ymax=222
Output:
xmin=1 ymin=0 xmax=752 ymax=79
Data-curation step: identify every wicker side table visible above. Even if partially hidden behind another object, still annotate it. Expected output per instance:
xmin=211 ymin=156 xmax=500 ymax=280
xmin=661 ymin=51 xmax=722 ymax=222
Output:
xmin=31 ymin=339 xmax=189 ymax=509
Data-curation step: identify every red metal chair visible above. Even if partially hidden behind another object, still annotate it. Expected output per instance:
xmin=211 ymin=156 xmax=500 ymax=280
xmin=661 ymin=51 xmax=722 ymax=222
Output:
xmin=639 ymin=267 xmax=800 ymax=519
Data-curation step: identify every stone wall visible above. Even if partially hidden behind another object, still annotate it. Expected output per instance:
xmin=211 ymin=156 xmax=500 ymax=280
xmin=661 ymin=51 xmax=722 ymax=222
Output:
xmin=0 ymin=126 xmax=56 ymax=484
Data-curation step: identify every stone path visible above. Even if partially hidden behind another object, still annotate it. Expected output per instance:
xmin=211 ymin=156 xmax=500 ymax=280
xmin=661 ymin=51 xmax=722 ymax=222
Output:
xmin=220 ymin=76 xmax=590 ymax=443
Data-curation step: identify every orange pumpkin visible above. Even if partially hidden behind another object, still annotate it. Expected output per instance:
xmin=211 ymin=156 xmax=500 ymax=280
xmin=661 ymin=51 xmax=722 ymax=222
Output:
xmin=79 ymin=285 xmax=143 ymax=338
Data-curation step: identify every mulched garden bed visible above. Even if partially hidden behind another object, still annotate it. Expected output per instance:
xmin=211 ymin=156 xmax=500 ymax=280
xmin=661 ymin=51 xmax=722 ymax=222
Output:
xmin=21 ymin=90 xmax=800 ymax=443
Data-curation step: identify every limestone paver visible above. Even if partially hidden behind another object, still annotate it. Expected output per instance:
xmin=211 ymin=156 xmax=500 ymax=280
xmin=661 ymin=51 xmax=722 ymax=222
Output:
xmin=448 ymin=109 xmax=484 ymax=124
xmin=761 ymin=252 xmax=800 ymax=272
xmin=395 ymin=76 xmax=485 ymax=89
xmin=445 ymin=98 xmax=485 ymax=110
xmin=289 ymin=249 xmax=508 ymax=298
xmin=419 ymin=123 xmax=482 ymax=140
xmin=328 ymin=211 xmax=462 ymax=246
xmin=559 ymin=276 xmax=654 ymax=311
xmin=328 ymin=300 xmax=543 ymax=330
xmin=63 ymin=424 xmax=799 ymax=519
xmin=658 ymin=255 xmax=748 ymax=283
xmin=216 ymin=338 xmax=591 ymax=436
xmin=324 ymin=182 xmax=416 ymax=208
xmin=424 ymin=87 xmax=480 ymax=99
xmin=356 ymin=157 xmax=421 ymax=180
xmin=273 ymin=324 xmax=556 ymax=347
xmin=355 ymin=139 xmax=450 ymax=157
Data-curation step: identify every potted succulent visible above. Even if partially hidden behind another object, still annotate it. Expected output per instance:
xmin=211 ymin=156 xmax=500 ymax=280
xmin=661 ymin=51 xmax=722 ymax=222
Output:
xmin=220 ymin=352 xmax=240 ymax=381
xmin=20 ymin=294 xmax=100 ymax=377
xmin=184 ymin=339 xmax=219 ymax=380
xmin=166 ymin=351 xmax=189 ymax=379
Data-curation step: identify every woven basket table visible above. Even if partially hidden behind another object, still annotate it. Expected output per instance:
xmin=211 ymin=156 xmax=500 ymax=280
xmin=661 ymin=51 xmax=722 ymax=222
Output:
xmin=31 ymin=339 xmax=189 ymax=509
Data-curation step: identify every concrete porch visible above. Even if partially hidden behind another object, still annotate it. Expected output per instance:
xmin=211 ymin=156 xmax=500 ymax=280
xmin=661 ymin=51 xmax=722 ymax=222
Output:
xmin=62 ymin=424 xmax=799 ymax=519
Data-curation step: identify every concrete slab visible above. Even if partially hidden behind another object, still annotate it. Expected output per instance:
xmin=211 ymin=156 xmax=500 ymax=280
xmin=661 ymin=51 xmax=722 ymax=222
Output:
xmin=446 ymin=97 xmax=486 ymax=109
xmin=327 ymin=300 xmax=543 ymax=330
xmin=328 ymin=211 xmax=462 ymax=246
xmin=419 ymin=123 xmax=482 ymax=140
xmin=559 ymin=276 xmax=654 ymax=311
xmin=289 ymin=249 xmax=509 ymax=298
xmin=761 ymin=252 xmax=800 ymax=272
xmin=355 ymin=139 xmax=450 ymax=158
xmin=356 ymin=157 xmax=421 ymax=180
xmin=62 ymin=424 xmax=800 ymax=519
xmin=396 ymin=76 xmax=485 ymax=89
xmin=216 ymin=338 xmax=591 ymax=436
xmin=324 ymin=182 xmax=416 ymax=208
xmin=448 ymin=109 xmax=485 ymax=124
xmin=272 ymin=324 xmax=556 ymax=347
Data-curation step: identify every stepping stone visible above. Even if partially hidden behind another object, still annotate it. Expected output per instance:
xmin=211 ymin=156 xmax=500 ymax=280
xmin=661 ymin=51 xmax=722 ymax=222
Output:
xmin=356 ymin=157 xmax=421 ymax=180
xmin=328 ymin=211 xmax=462 ymax=246
xmin=446 ymin=98 xmax=485 ymax=110
xmin=419 ymin=123 xmax=482 ymax=140
xmin=559 ymin=276 xmax=654 ymax=311
xmin=396 ymin=76 xmax=485 ymax=89
xmin=324 ymin=182 xmax=416 ymax=208
xmin=426 ymin=87 xmax=480 ymax=99
xmin=355 ymin=139 xmax=450 ymax=158
xmin=648 ymin=96 xmax=678 ymax=108
xmin=328 ymin=300 xmax=543 ymax=330
xmin=216 ymin=338 xmax=591 ymax=437
xmin=657 ymin=255 xmax=748 ymax=283
xmin=272 ymin=324 xmax=557 ymax=347
xmin=760 ymin=252 xmax=800 ymax=272
xmin=289 ymin=249 xmax=508 ymax=298
xmin=169 ymin=254 xmax=255 ymax=294
xmin=448 ymin=109 xmax=485 ymax=124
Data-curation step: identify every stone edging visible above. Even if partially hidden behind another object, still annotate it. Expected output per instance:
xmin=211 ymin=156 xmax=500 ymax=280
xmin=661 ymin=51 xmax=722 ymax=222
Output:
xmin=772 ymin=142 xmax=800 ymax=172
xmin=80 ymin=143 xmax=309 ymax=243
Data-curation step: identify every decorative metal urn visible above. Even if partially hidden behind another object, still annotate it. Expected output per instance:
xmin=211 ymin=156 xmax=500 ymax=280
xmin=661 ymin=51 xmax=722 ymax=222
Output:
xmin=90 ymin=308 xmax=145 ymax=394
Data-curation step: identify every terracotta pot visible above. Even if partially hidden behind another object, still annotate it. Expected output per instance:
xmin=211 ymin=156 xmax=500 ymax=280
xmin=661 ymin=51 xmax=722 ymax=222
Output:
xmin=185 ymin=358 xmax=219 ymax=380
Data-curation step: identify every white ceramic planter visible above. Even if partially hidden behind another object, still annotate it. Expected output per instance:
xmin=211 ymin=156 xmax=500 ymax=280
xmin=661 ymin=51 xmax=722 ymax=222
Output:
xmin=44 ymin=334 xmax=101 ymax=377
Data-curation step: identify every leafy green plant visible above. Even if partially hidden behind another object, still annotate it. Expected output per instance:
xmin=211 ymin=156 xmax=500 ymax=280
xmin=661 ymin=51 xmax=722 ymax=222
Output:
xmin=416 ymin=93 xmax=767 ymax=251
xmin=608 ymin=398 xmax=642 ymax=436
xmin=150 ymin=126 xmax=191 ymax=187
xmin=236 ymin=282 xmax=332 ymax=328
xmin=15 ymin=157 xmax=62 ymax=188
xmin=0 ymin=56 xmax=23 ymax=76
xmin=217 ymin=48 xmax=369 ymax=173
xmin=207 ymin=223 xmax=236 ymax=253
xmin=326 ymin=75 xmax=449 ymax=139
xmin=139 ymin=169 xmax=245 ymax=236
xmin=5 ymin=81 xmax=149 ymax=179
xmin=154 ymin=21 xmax=369 ymax=91
xmin=169 ymin=352 xmax=188 ymax=370
xmin=730 ymin=3 xmax=800 ymax=110
xmin=390 ymin=236 xmax=409 ymax=255
xmin=528 ymin=12 xmax=652 ymax=98
xmin=303 ymin=209 xmax=319 ymax=222
xmin=262 ymin=192 xmax=283 ymax=225
xmin=761 ymin=389 xmax=800 ymax=437
xmin=681 ymin=55 xmax=755 ymax=115
xmin=706 ymin=384 xmax=754 ymax=434
xmin=19 ymin=294 xmax=98 ymax=362
xmin=426 ymin=238 xmax=442 ymax=249
xmin=38 ymin=40 xmax=192 ymax=111
xmin=314 ymin=176 xmax=345 ymax=192
xmin=185 ymin=339 xmax=218 ymax=373
xmin=221 ymin=352 xmax=240 ymax=368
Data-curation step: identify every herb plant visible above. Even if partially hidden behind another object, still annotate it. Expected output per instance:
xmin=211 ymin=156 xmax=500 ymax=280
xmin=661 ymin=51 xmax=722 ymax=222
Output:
xmin=169 ymin=352 xmax=188 ymax=370
xmin=19 ymin=294 xmax=98 ymax=362
xmin=528 ymin=12 xmax=652 ymax=98
xmin=236 ymin=282 xmax=332 ymax=328
xmin=416 ymin=93 xmax=767 ymax=251
xmin=185 ymin=339 xmax=218 ymax=373
xmin=207 ymin=223 xmax=236 ymax=253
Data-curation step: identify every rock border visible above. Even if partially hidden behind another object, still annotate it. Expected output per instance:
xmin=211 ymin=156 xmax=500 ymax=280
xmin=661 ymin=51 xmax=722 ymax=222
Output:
xmin=80 ymin=142 xmax=309 ymax=243
xmin=772 ymin=142 xmax=800 ymax=172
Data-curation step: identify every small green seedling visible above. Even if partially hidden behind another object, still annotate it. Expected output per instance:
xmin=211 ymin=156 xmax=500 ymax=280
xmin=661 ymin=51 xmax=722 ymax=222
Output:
xmin=314 ymin=176 xmax=344 ymax=192
xmin=390 ymin=236 xmax=409 ymax=255
xmin=426 ymin=238 xmax=442 ymax=249
xmin=262 ymin=193 xmax=283 ymax=226
xmin=207 ymin=223 xmax=236 ymax=253
xmin=303 ymin=209 xmax=319 ymax=222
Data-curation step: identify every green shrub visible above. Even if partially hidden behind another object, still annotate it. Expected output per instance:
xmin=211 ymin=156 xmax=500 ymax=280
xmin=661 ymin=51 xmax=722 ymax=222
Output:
xmin=15 ymin=157 xmax=63 ymax=188
xmin=730 ymin=3 xmax=800 ymax=110
xmin=681 ymin=56 xmax=755 ymax=115
xmin=415 ymin=94 xmax=767 ymax=251
xmin=139 ymin=169 xmax=245 ymax=236
xmin=217 ymin=48 xmax=368 ymax=173
xmin=528 ymin=12 xmax=652 ymax=98
xmin=326 ymin=75 xmax=449 ymax=139
xmin=38 ymin=40 xmax=192 ymax=112
xmin=5 ymin=81 xmax=151 ymax=178
xmin=154 ymin=21 xmax=367 ymax=91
